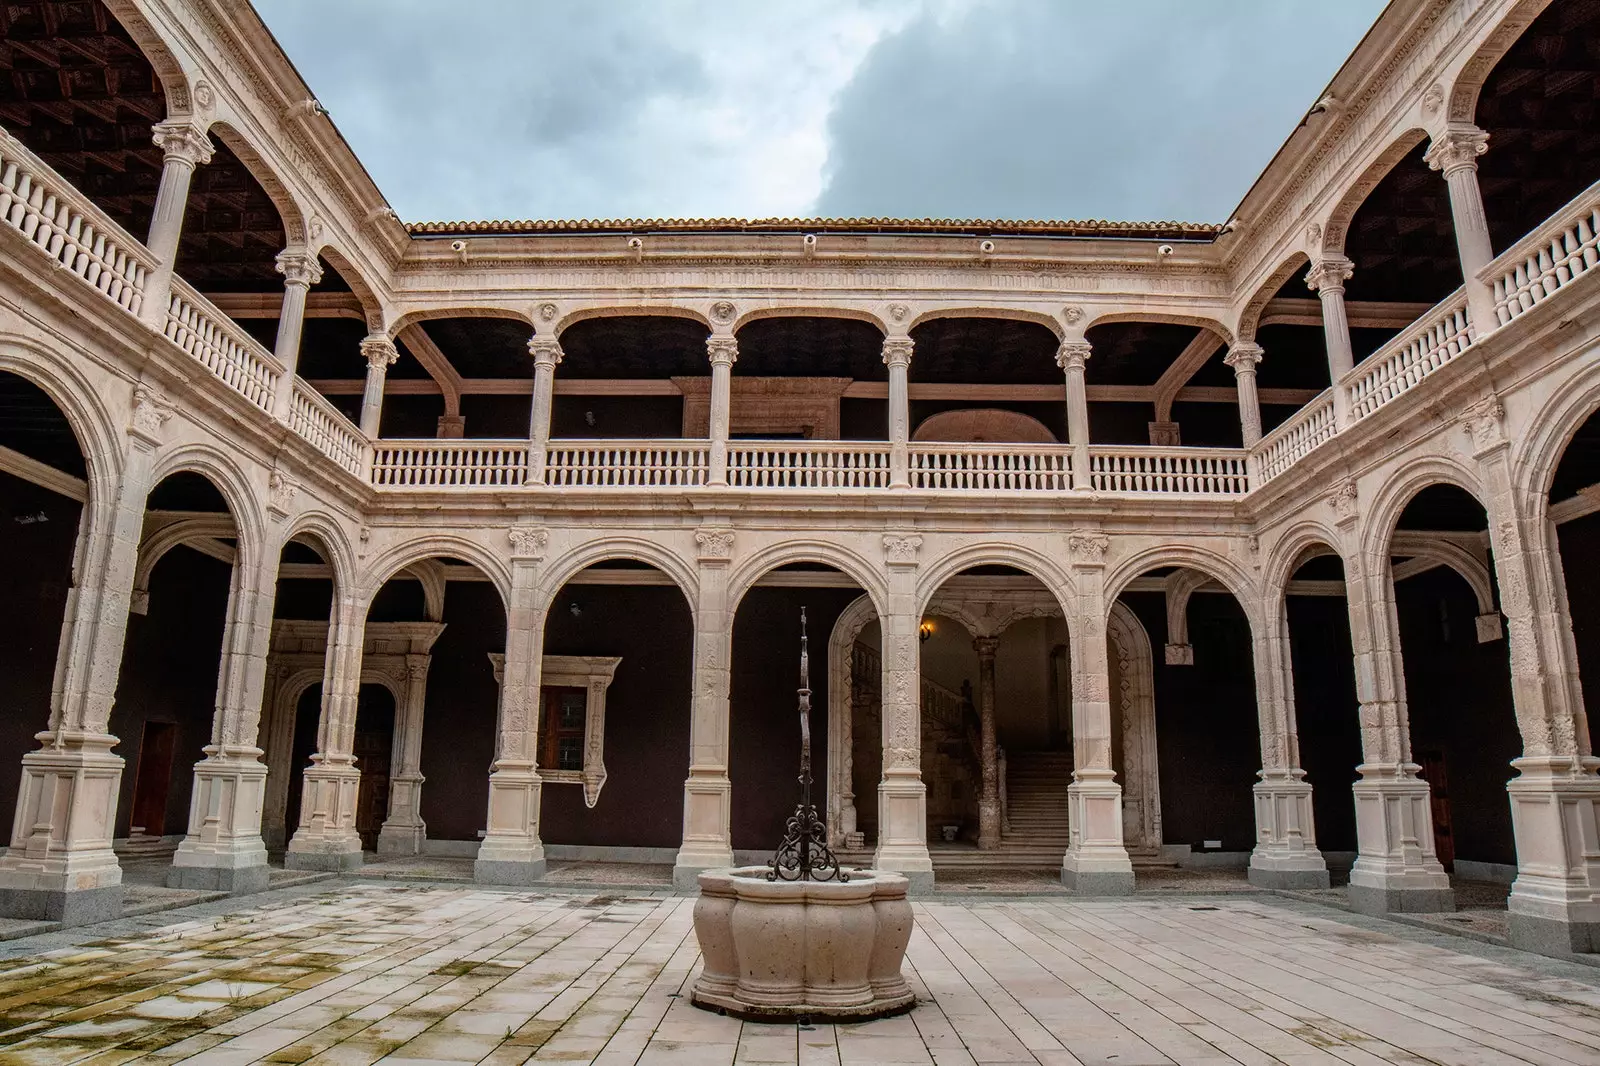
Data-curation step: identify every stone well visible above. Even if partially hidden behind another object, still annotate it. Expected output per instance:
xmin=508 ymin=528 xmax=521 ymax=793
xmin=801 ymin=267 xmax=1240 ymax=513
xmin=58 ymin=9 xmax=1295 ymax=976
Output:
xmin=691 ymin=867 xmax=915 ymax=1021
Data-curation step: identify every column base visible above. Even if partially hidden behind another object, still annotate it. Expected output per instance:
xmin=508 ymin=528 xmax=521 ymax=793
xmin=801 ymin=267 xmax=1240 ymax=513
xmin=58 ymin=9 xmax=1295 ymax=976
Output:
xmin=284 ymin=846 xmax=364 ymax=873
xmin=676 ymin=766 xmax=733 ymax=890
xmin=1509 ymin=912 xmax=1600 ymax=955
xmin=673 ymin=845 xmax=735 ymax=892
xmin=0 ymin=884 xmax=122 ymax=925
xmin=285 ymin=761 xmax=363 ymax=872
xmin=1062 ymin=771 xmax=1134 ymax=895
xmin=168 ymin=751 xmax=269 ymax=894
xmin=1348 ymin=765 xmax=1454 ymax=914
xmin=1249 ymin=773 xmax=1329 ymax=889
xmin=376 ymin=822 xmax=426 ymax=857
xmin=1505 ymin=756 xmax=1600 ymax=955
xmin=474 ymin=854 xmax=547 ymax=886
xmin=874 ymin=771 xmax=934 ymax=893
xmin=476 ymin=761 xmax=546 ymax=885
xmin=167 ymin=863 xmax=270 ymax=894
xmin=1347 ymin=881 xmax=1456 ymax=915
xmin=1247 ymin=862 xmax=1330 ymax=891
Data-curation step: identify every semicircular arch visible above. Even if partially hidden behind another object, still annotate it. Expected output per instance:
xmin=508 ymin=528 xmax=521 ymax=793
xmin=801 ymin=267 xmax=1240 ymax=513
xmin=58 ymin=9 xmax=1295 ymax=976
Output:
xmin=1103 ymin=543 xmax=1260 ymax=626
xmin=906 ymin=306 xmax=1064 ymax=339
xmin=915 ymin=542 xmax=1075 ymax=618
xmin=146 ymin=443 xmax=265 ymax=576
xmin=1360 ymin=456 xmax=1487 ymax=560
xmin=535 ymin=537 xmax=699 ymax=613
xmin=360 ymin=535 xmax=513 ymax=606
xmin=726 ymin=540 xmax=888 ymax=618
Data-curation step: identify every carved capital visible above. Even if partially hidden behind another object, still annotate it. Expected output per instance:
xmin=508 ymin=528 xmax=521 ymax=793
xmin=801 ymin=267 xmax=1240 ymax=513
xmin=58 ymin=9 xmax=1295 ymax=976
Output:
xmin=1305 ymin=256 xmax=1354 ymax=294
xmin=267 ymin=467 xmax=299 ymax=521
xmin=527 ymin=336 xmax=564 ymax=369
xmin=127 ymin=385 xmax=173 ymax=446
xmin=1223 ymin=342 xmax=1263 ymax=373
xmin=882 ymin=533 xmax=923 ymax=568
xmin=706 ymin=336 xmax=738 ymax=368
xmin=695 ymin=528 xmax=735 ymax=562
xmin=275 ymin=248 xmax=323 ymax=289
xmin=1067 ymin=530 xmax=1109 ymax=566
xmin=1328 ymin=480 xmax=1359 ymax=527
xmin=881 ymin=337 xmax=914 ymax=370
xmin=150 ymin=119 xmax=214 ymax=167
xmin=1055 ymin=339 xmax=1092 ymax=372
xmin=1461 ymin=395 xmax=1508 ymax=456
xmin=1424 ymin=125 xmax=1489 ymax=176
xmin=360 ymin=335 xmax=400 ymax=370
xmin=508 ymin=526 xmax=549 ymax=560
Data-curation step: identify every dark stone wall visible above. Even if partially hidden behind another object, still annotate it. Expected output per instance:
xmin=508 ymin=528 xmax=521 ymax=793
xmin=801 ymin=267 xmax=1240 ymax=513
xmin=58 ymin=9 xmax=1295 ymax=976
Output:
xmin=1396 ymin=566 xmax=1519 ymax=866
xmin=1558 ymin=511 xmax=1600 ymax=747
xmin=729 ymin=586 xmax=863 ymax=850
xmin=416 ymin=582 xmax=505 ymax=841
xmin=1285 ymin=595 xmax=1362 ymax=852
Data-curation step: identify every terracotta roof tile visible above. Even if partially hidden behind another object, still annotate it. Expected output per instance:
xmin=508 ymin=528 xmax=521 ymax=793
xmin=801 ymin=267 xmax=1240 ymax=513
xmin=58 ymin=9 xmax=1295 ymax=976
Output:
xmin=403 ymin=216 xmax=1224 ymax=240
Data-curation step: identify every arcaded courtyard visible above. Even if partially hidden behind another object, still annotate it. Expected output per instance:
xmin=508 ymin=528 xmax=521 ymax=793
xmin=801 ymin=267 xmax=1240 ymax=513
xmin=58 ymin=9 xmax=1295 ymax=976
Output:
xmin=0 ymin=870 xmax=1596 ymax=1065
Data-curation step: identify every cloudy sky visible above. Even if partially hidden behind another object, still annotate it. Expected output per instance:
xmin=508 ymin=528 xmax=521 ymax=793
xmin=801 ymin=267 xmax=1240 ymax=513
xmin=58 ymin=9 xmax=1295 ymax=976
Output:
xmin=255 ymin=1 xmax=1385 ymax=225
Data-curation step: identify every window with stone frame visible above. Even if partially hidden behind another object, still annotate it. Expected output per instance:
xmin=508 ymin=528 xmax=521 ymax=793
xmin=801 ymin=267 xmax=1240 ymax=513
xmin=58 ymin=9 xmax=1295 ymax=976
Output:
xmin=541 ymin=686 xmax=588 ymax=773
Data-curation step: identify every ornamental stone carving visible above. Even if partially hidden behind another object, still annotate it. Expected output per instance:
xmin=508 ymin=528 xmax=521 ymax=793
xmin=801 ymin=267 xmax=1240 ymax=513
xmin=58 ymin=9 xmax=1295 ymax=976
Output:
xmin=1224 ymin=342 xmax=1264 ymax=371
xmin=695 ymin=528 xmax=735 ymax=561
xmin=1067 ymin=531 xmax=1109 ymax=566
xmin=1056 ymin=340 xmax=1092 ymax=371
xmin=1424 ymin=126 xmax=1489 ymax=176
xmin=528 ymin=337 xmax=564 ymax=368
xmin=151 ymin=119 xmax=213 ymax=167
xmin=1063 ymin=305 xmax=1084 ymax=325
xmin=888 ymin=303 xmax=909 ymax=322
xmin=360 ymin=335 xmax=400 ymax=369
xmin=508 ymin=527 xmax=549 ymax=560
xmin=706 ymin=336 xmax=738 ymax=367
xmin=128 ymin=385 xmax=173 ymax=445
xmin=1421 ymin=82 xmax=1443 ymax=116
xmin=710 ymin=300 xmax=737 ymax=325
xmin=881 ymin=338 xmax=914 ymax=369
xmin=1305 ymin=257 xmax=1354 ymax=293
xmin=1461 ymin=396 xmax=1508 ymax=456
xmin=276 ymin=249 xmax=324 ymax=288
xmin=1328 ymin=480 xmax=1359 ymax=526
xmin=267 ymin=468 xmax=299 ymax=521
xmin=882 ymin=533 xmax=922 ymax=567
xmin=538 ymin=302 xmax=558 ymax=322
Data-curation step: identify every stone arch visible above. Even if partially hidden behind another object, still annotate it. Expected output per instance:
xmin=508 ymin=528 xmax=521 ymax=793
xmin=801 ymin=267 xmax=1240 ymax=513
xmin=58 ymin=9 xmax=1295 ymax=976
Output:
xmin=204 ymin=121 xmax=308 ymax=249
xmin=101 ymin=0 xmax=195 ymax=118
xmin=1360 ymin=456 xmax=1488 ymax=560
xmin=914 ymin=542 xmax=1075 ymax=618
xmin=277 ymin=510 xmax=358 ymax=606
xmin=1107 ymin=599 xmax=1161 ymax=853
xmin=732 ymin=306 xmax=888 ymax=336
xmin=145 ymin=443 xmax=266 ymax=577
xmin=315 ymin=246 xmax=389 ymax=332
xmin=1514 ymin=352 xmax=1600 ymax=510
xmin=359 ymin=535 xmax=513 ymax=606
xmin=0 ymin=335 xmax=122 ymax=489
xmin=1322 ymin=129 xmax=1431 ymax=248
xmin=726 ymin=540 xmax=888 ymax=618
xmin=389 ymin=306 xmax=537 ymax=335
xmin=1265 ymin=519 xmax=1349 ymax=595
xmin=554 ymin=304 xmax=711 ymax=338
xmin=1444 ymin=0 xmax=1554 ymax=125
xmin=1103 ymin=543 xmax=1260 ymax=627
xmin=535 ymin=537 xmax=699 ymax=614
xmin=825 ymin=592 xmax=880 ymax=846
xmin=1081 ymin=311 xmax=1234 ymax=345
xmin=1237 ymin=251 xmax=1313 ymax=341
xmin=906 ymin=306 xmax=1065 ymax=339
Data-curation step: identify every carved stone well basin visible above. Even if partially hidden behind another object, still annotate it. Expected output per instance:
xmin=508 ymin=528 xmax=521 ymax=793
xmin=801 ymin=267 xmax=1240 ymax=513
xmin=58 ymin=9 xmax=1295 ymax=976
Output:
xmin=691 ymin=867 xmax=915 ymax=1021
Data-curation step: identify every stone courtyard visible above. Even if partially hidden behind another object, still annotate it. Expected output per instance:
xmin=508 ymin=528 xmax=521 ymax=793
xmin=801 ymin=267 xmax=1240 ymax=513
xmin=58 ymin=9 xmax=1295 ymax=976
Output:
xmin=0 ymin=877 xmax=1595 ymax=1065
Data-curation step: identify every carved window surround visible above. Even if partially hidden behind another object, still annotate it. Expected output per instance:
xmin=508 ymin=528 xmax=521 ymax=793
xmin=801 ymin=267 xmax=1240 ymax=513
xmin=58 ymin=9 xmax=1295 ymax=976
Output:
xmin=488 ymin=653 xmax=621 ymax=807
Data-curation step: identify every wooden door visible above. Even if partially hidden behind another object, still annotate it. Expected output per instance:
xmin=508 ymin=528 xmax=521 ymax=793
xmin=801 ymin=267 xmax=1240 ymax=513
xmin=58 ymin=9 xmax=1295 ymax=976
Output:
xmin=353 ymin=717 xmax=392 ymax=851
xmin=129 ymin=721 xmax=177 ymax=837
xmin=540 ymin=687 xmax=587 ymax=773
xmin=1418 ymin=749 xmax=1454 ymax=871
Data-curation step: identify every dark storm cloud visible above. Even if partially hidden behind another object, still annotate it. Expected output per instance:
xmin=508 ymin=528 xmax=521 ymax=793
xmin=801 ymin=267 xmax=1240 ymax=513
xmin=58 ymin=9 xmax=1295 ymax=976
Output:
xmin=815 ymin=0 xmax=1386 ymax=222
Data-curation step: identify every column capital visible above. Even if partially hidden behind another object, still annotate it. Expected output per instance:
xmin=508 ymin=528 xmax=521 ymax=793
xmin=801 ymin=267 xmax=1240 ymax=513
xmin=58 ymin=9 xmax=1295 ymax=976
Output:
xmin=1305 ymin=256 xmax=1354 ymax=294
xmin=1424 ymin=125 xmax=1489 ymax=176
xmin=275 ymin=248 xmax=324 ymax=288
xmin=706 ymin=335 xmax=738 ymax=368
xmin=1224 ymin=342 xmax=1264 ymax=372
xmin=151 ymin=119 xmax=214 ymax=167
xmin=360 ymin=334 xmax=400 ymax=370
xmin=881 ymin=336 xmax=914 ymax=369
xmin=1055 ymin=339 xmax=1092 ymax=371
xmin=973 ymin=636 xmax=1001 ymax=657
xmin=528 ymin=336 xmax=564 ymax=369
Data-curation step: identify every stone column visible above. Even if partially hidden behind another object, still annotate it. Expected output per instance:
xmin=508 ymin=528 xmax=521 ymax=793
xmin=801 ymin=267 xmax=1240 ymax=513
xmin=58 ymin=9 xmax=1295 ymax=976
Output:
xmin=167 ymin=537 xmax=278 ymax=893
xmin=1305 ymin=257 xmax=1356 ymax=428
xmin=377 ymin=653 xmax=433 ymax=856
xmin=140 ymin=119 xmax=213 ymax=327
xmin=269 ymin=250 xmax=323 ymax=422
xmin=0 ymin=386 xmax=171 ymax=923
xmin=1425 ymin=125 xmax=1498 ymax=330
xmin=476 ymin=527 xmax=549 ymax=884
xmin=527 ymin=337 xmax=563 ymax=486
xmin=1057 ymin=340 xmax=1092 ymax=490
xmin=1340 ymin=493 xmax=1454 ymax=914
xmin=674 ymin=528 xmax=737 ymax=888
xmin=706 ymin=336 xmax=738 ymax=487
xmin=1060 ymin=531 xmax=1135 ymax=893
xmin=1461 ymin=400 xmax=1600 ymax=953
xmin=1246 ymin=592 xmax=1329 ymax=889
xmin=358 ymin=334 xmax=399 ymax=438
xmin=1225 ymin=342 xmax=1265 ymax=448
xmin=284 ymin=591 xmax=369 ymax=871
xmin=875 ymin=535 xmax=933 ymax=890
xmin=883 ymin=337 xmax=914 ymax=489
xmin=974 ymin=636 xmax=1001 ymax=850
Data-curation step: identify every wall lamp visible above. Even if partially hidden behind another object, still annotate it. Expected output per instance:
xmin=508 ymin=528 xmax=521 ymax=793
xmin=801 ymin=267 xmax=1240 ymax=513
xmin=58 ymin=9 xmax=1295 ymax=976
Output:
xmin=919 ymin=620 xmax=935 ymax=643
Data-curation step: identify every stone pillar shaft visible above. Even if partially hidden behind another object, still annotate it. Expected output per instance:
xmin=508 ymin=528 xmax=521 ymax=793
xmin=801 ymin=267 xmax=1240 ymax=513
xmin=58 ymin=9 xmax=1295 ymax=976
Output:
xmin=1057 ymin=341 xmax=1092 ymax=490
xmin=377 ymin=654 xmax=432 ymax=856
xmin=527 ymin=338 xmax=562 ymax=485
xmin=974 ymin=637 xmax=1001 ymax=850
xmin=707 ymin=336 xmax=737 ymax=487
xmin=675 ymin=536 xmax=735 ymax=888
xmin=1225 ymin=343 xmax=1264 ymax=448
xmin=140 ymin=120 xmax=212 ymax=327
xmin=884 ymin=337 xmax=913 ymax=489
xmin=284 ymin=593 xmax=368 ymax=871
xmin=874 ymin=564 xmax=933 ymax=889
xmin=1307 ymin=258 xmax=1355 ymax=427
xmin=1426 ymin=126 xmax=1498 ymax=330
xmin=358 ymin=335 xmax=398 ymax=439
xmin=269 ymin=251 xmax=323 ymax=422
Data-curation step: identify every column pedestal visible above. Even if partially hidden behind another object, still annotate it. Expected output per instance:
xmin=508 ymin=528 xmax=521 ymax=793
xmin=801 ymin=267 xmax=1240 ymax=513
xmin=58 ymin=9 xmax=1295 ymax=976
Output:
xmin=1506 ymin=756 xmax=1600 ymax=954
xmin=873 ymin=768 xmax=933 ymax=892
xmin=168 ymin=749 xmax=270 ymax=893
xmin=1061 ymin=768 xmax=1135 ymax=894
xmin=1248 ymin=770 xmax=1329 ymax=889
xmin=376 ymin=772 xmax=426 ymax=857
xmin=1348 ymin=764 xmax=1453 ymax=913
xmin=674 ymin=765 xmax=733 ymax=890
xmin=284 ymin=759 xmax=364 ymax=871
xmin=474 ymin=761 xmax=547 ymax=884
xmin=0 ymin=733 xmax=124 ymax=923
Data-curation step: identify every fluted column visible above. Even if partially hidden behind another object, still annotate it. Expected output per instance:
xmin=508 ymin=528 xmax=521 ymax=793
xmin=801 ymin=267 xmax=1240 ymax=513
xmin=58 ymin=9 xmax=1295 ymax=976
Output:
xmin=526 ymin=336 xmax=563 ymax=485
xmin=883 ymin=336 xmax=914 ymax=489
xmin=1306 ymin=257 xmax=1356 ymax=427
xmin=706 ymin=336 xmax=737 ymax=486
xmin=141 ymin=119 xmax=213 ymax=327
xmin=358 ymin=335 xmax=399 ymax=438
xmin=974 ymin=637 xmax=1001 ymax=850
xmin=1057 ymin=340 xmax=1092 ymax=490
xmin=269 ymin=250 xmax=323 ymax=422
xmin=1425 ymin=125 xmax=1497 ymax=330
xmin=1225 ymin=342 xmax=1264 ymax=447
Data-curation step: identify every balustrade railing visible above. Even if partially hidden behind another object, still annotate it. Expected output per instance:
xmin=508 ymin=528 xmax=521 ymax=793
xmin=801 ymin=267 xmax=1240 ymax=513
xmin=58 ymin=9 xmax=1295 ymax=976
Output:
xmin=1346 ymin=292 xmax=1473 ymax=423
xmin=0 ymin=125 xmax=154 ymax=316
xmin=290 ymin=383 xmax=366 ymax=477
xmin=1487 ymin=178 xmax=1600 ymax=328
xmin=1087 ymin=447 xmax=1249 ymax=495
xmin=1254 ymin=390 xmax=1336 ymax=484
xmin=909 ymin=442 xmax=1073 ymax=491
xmin=727 ymin=441 xmax=890 ymax=489
xmin=545 ymin=439 xmax=709 ymax=487
xmin=165 ymin=278 xmax=283 ymax=412
xmin=371 ymin=440 xmax=529 ymax=487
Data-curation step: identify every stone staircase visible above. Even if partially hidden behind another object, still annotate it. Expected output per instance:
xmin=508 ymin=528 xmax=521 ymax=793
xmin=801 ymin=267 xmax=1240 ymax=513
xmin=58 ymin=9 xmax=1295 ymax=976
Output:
xmin=928 ymin=749 xmax=1074 ymax=869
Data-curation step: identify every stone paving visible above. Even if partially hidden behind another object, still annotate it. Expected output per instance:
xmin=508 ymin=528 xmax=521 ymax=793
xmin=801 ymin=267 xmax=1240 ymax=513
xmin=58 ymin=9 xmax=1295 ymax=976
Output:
xmin=0 ymin=880 xmax=1595 ymax=1065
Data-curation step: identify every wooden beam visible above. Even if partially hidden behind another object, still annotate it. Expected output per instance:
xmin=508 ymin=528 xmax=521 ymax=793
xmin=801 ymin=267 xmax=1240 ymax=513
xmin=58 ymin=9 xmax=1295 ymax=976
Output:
xmin=397 ymin=324 xmax=465 ymax=417
xmin=0 ymin=444 xmax=86 ymax=502
xmin=1549 ymin=484 xmax=1600 ymax=526
xmin=203 ymin=292 xmax=366 ymax=320
xmin=1259 ymin=298 xmax=1433 ymax=330
xmin=1151 ymin=331 xmax=1225 ymax=423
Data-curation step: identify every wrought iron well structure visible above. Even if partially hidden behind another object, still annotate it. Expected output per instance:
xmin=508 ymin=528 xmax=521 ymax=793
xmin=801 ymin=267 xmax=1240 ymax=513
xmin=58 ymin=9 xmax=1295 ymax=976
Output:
xmin=767 ymin=608 xmax=848 ymax=883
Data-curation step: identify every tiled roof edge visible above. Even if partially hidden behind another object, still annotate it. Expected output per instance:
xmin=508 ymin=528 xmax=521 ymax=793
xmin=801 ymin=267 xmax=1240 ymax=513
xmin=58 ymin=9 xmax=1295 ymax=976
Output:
xmin=403 ymin=216 xmax=1225 ymax=239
